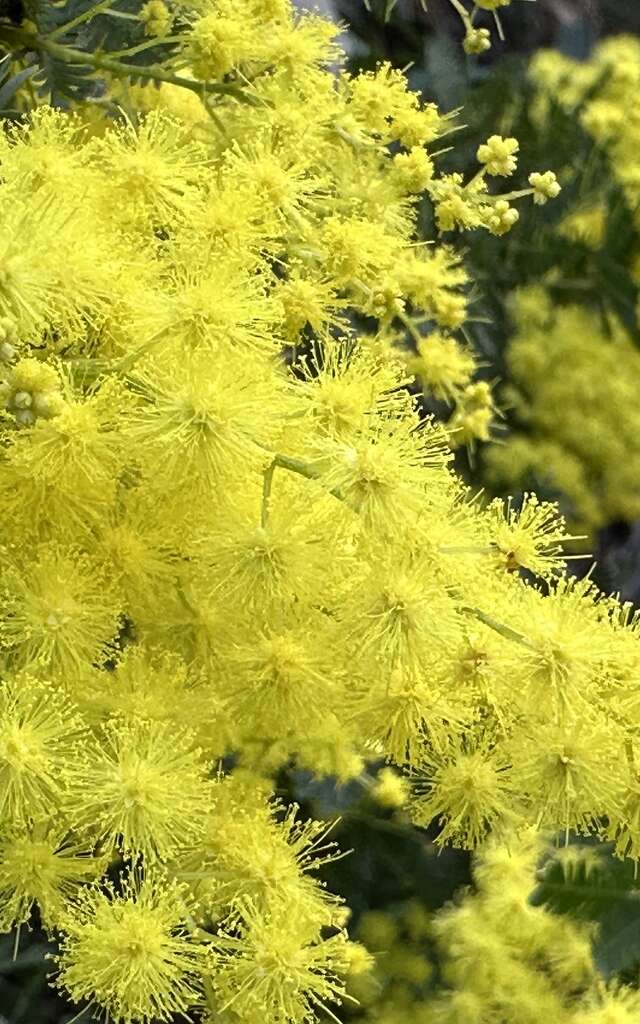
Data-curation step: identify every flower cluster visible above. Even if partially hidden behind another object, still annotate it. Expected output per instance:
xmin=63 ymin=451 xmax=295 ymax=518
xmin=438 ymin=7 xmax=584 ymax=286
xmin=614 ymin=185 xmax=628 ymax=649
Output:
xmin=530 ymin=36 xmax=640 ymax=222
xmin=0 ymin=2 xmax=632 ymax=1023
xmin=426 ymin=832 xmax=640 ymax=1024
xmin=348 ymin=832 xmax=640 ymax=1024
xmin=486 ymin=287 xmax=640 ymax=533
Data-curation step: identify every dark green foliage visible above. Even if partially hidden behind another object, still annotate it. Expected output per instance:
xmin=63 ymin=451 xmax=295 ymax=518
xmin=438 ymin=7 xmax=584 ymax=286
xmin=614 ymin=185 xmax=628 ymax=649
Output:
xmin=534 ymin=840 xmax=640 ymax=979
xmin=0 ymin=51 xmax=36 ymax=118
xmin=0 ymin=931 xmax=73 ymax=1024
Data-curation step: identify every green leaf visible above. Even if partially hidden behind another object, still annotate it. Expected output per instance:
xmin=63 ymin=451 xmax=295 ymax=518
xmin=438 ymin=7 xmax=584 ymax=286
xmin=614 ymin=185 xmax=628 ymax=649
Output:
xmin=533 ymin=840 xmax=640 ymax=978
xmin=0 ymin=59 xmax=37 ymax=106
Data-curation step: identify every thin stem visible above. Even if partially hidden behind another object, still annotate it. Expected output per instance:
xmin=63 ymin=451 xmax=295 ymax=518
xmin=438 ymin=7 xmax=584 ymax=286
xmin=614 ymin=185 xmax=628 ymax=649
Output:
xmin=468 ymin=166 xmax=487 ymax=189
xmin=261 ymin=459 xmax=277 ymax=528
xmin=272 ymin=452 xmax=345 ymax=501
xmin=398 ymin=310 xmax=424 ymax=348
xmin=493 ymin=9 xmax=505 ymax=42
xmin=458 ymin=605 xmax=535 ymax=649
xmin=487 ymin=188 xmax=534 ymax=203
xmin=47 ymin=0 xmax=115 ymax=42
xmin=63 ymin=1003 xmax=94 ymax=1024
xmin=106 ymin=34 xmax=186 ymax=60
xmin=203 ymin=976 xmax=217 ymax=1013
xmin=447 ymin=0 xmax=472 ymax=28
xmin=101 ymin=9 xmax=141 ymax=21
xmin=205 ymin=100 xmax=231 ymax=139
xmin=333 ymin=124 xmax=375 ymax=150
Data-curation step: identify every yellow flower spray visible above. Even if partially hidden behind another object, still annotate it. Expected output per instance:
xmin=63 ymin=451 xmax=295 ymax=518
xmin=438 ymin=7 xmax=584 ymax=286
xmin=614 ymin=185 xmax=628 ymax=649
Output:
xmin=0 ymin=3 xmax=634 ymax=1023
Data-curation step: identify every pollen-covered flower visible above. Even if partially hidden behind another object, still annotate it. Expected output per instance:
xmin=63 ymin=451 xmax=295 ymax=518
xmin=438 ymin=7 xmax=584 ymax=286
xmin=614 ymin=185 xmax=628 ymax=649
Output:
xmin=0 ymin=391 xmax=125 ymax=540
xmin=486 ymin=493 xmax=575 ymax=578
xmin=410 ymin=734 xmax=518 ymax=847
xmin=71 ymin=718 xmax=212 ymax=861
xmin=277 ymin=271 xmax=343 ymax=343
xmin=124 ymin=350 xmax=282 ymax=493
xmin=187 ymin=11 xmax=253 ymax=80
xmin=55 ymin=872 xmax=204 ymax=1024
xmin=406 ymin=332 xmax=476 ymax=402
xmin=311 ymin=417 xmax=451 ymax=536
xmin=293 ymin=340 xmax=412 ymax=441
xmin=0 ymin=674 xmax=86 ymax=823
xmin=88 ymin=112 xmax=209 ymax=231
xmin=0 ymin=543 xmax=121 ymax=679
xmin=487 ymin=198 xmax=519 ymax=235
xmin=209 ymin=895 xmax=352 ymax=1024
xmin=177 ymin=784 xmax=343 ymax=924
xmin=529 ymin=170 xmax=562 ymax=204
xmin=0 ymin=820 xmax=105 ymax=932
xmin=391 ymin=146 xmax=434 ymax=193
xmin=219 ymin=609 xmax=339 ymax=740
xmin=372 ymin=767 xmax=410 ymax=808
xmin=140 ymin=0 xmax=172 ymax=37
xmin=509 ymin=717 xmax=626 ymax=834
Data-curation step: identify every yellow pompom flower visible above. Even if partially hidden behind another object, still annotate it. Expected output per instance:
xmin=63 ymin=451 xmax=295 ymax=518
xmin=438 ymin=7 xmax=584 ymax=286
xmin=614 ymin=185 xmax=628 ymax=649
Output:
xmin=529 ymin=170 xmax=562 ymax=204
xmin=124 ymin=350 xmax=281 ymax=495
xmin=0 ymin=543 xmax=121 ymax=678
xmin=486 ymin=493 xmax=575 ymax=578
xmin=0 ymin=389 xmax=126 ymax=541
xmin=71 ymin=717 xmax=213 ymax=862
xmin=55 ymin=873 xmax=204 ymax=1024
xmin=487 ymin=198 xmax=519 ymax=235
xmin=406 ymin=331 xmax=477 ymax=402
xmin=411 ymin=735 xmax=517 ymax=848
xmin=210 ymin=895 xmax=353 ymax=1024
xmin=187 ymin=11 xmax=253 ymax=80
xmin=477 ymin=136 xmax=519 ymax=177
xmin=509 ymin=717 xmax=626 ymax=835
xmin=0 ymin=674 xmax=86 ymax=823
xmin=0 ymin=820 xmax=105 ymax=932
xmin=140 ymin=0 xmax=172 ymax=38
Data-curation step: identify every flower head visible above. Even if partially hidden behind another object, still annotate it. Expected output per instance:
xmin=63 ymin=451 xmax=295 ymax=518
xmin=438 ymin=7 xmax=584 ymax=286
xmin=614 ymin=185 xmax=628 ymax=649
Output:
xmin=477 ymin=135 xmax=519 ymax=177
xmin=55 ymin=873 xmax=204 ymax=1024
xmin=529 ymin=170 xmax=562 ymax=204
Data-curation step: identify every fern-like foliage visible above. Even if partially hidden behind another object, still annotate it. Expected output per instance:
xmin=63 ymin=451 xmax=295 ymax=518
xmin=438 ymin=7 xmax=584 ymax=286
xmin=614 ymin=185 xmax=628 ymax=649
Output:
xmin=533 ymin=840 xmax=640 ymax=979
xmin=0 ymin=1 xmax=180 ymax=105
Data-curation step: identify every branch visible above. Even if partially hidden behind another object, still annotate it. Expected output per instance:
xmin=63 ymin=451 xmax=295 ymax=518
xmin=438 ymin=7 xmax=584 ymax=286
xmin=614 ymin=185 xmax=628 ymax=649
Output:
xmin=0 ymin=25 xmax=258 ymax=105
